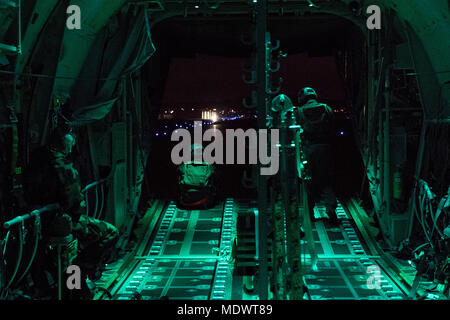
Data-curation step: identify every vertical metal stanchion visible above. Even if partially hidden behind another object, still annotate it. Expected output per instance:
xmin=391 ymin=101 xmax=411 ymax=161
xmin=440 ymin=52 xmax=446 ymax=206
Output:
xmin=17 ymin=0 xmax=22 ymax=55
xmin=256 ymin=0 xmax=269 ymax=300
xmin=279 ymin=124 xmax=290 ymax=298
xmin=57 ymin=245 xmax=62 ymax=300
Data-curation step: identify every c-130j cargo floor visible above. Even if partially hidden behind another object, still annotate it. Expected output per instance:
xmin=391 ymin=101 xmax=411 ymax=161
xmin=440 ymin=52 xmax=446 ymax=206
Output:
xmin=94 ymin=199 xmax=423 ymax=300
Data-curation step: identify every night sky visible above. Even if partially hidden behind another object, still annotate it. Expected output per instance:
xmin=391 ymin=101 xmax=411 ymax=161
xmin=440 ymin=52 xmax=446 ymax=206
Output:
xmin=162 ymin=52 xmax=347 ymax=109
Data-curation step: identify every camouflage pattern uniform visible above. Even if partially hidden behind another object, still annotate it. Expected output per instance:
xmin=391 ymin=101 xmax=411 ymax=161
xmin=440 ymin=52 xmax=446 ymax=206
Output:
xmin=26 ymin=146 xmax=119 ymax=278
xmin=297 ymin=99 xmax=338 ymax=221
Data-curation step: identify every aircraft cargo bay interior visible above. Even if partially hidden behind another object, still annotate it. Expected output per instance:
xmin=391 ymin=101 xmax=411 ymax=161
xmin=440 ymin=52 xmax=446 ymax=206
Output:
xmin=0 ymin=0 xmax=449 ymax=302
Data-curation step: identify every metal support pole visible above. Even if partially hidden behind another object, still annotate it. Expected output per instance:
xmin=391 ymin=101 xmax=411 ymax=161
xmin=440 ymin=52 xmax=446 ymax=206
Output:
xmin=379 ymin=104 xmax=384 ymax=206
xmin=367 ymin=32 xmax=375 ymax=157
xmin=57 ymin=245 xmax=62 ymax=300
xmin=383 ymin=71 xmax=391 ymax=218
xmin=382 ymin=10 xmax=393 ymax=238
xmin=17 ymin=0 xmax=22 ymax=55
xmin=256 ymin=0 xmax=268 ymax=300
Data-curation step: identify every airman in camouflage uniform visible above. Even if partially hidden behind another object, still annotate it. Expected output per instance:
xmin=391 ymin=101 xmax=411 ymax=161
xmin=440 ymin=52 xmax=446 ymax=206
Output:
xmin=296 ymin=87 xmax=338 ymax=225
xmin=26 ymin=127 xmax=119 ymax=282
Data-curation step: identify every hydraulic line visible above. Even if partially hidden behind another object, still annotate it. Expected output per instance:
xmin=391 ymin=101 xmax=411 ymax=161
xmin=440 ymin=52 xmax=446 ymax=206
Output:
xmin=430 ymin=194 xmax=448 ymax=238
xmin=82 ymin=179 xmax=108 ymax=219
xmin=96 ymin=185 xmax=105 ymax=220
xmin=86 ymin=190 xmax=90 ymax=217
xmin=2 ymin=231 xmax=10 ymax=256
xmin=414 ymin=182 xmax=433 ymax=246
xmin=15 ymin=217 xmax=41 ymax=285
xmin=412 ymin=180 xmax=448 ymax=245
xmin=2 ymin=205 xmax=60 ymax=291
xmin=412 ymin=243 xmax=430 ymax=255
xmin=5 ymin=222 xmax=24 ymax=290
xmin=94 ymin=185 xmax=99 ymax=220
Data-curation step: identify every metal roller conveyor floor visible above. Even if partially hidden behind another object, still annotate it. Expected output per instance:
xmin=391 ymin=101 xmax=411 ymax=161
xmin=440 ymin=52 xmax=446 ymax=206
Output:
xmin=107 ymin=199 xmax=409 ymax=300
xmin=111 ymin=199 xmax=236 ymax=300
xmin=301 ymin=202 xmax=408 ymax=300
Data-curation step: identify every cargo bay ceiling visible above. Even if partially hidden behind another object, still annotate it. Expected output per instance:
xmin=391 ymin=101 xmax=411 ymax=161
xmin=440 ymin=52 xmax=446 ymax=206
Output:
xmin=0 ymin=0 xmax=448 ymax=114
xmin=0 ymin=0 xmax=449 ymax=245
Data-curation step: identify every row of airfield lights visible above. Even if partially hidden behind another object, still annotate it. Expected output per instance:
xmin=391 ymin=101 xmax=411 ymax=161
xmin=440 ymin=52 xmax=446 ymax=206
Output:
xmin=155 ymin=108 xmax=254 ymax=137
xmin=155 ymin=120 xmax=344 ymax=136
xmin=155 ymin=120 xmax=214 ymax=137
xmin=155 ymin=108 xmax=349 ymax=137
